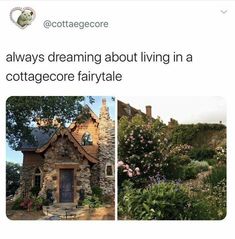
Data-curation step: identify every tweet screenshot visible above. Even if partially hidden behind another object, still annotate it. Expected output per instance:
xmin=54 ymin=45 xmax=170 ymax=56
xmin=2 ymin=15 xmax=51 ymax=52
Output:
xmin=0 ymin=0 xmax=235 ymax=238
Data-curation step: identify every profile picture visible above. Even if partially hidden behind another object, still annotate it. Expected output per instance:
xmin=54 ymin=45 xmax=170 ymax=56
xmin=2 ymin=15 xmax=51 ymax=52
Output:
xmin=10 ymin=7 xmax=36 ymax=29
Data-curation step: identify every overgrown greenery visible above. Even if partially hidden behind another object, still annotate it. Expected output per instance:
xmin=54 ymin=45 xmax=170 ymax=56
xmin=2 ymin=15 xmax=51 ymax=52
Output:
xmin=171 ymin=123 xmax=226 ymax=145
xmin=6 ymin=162 xmax=21 ymax=197
xmin=82 ymin=186 xmax=104 ymax=208
xmin=118 ymin=114 xmax=226 ymax=220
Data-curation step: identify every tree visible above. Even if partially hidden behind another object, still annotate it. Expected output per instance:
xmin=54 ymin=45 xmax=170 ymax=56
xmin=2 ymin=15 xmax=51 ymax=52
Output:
xmin=6 ymin=162 xmax=21 ymax=197
xmin=6 ymin=96 xmax=95 ymax=150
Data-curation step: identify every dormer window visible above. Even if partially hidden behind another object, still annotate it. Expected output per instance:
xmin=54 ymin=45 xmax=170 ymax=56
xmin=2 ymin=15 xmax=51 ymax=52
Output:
xmin=82 ymin=132 xmax=93 ymax=145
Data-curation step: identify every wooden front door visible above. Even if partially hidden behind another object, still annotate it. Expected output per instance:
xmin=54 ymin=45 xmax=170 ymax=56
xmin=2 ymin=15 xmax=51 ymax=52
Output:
xmin=60 ymin=169 xmax=74 ymax=203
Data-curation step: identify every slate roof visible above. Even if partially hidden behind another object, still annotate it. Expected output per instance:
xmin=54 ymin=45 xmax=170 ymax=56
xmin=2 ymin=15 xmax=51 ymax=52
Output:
xmin=20 ymin=128 xmax=56 ymax=151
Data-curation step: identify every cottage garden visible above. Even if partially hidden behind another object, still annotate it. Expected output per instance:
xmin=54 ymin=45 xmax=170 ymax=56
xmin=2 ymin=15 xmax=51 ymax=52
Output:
xmin=118 ymin=115 xmax=226 ymax=220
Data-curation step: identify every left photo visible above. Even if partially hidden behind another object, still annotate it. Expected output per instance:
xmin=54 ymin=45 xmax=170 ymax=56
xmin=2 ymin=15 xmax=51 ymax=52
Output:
xmin=6 ymin=96 xmax=115 ymax=220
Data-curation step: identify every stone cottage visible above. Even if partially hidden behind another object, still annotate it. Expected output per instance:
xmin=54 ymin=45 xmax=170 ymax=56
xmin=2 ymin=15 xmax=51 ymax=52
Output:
xmin=19 ymin=99 xmax=115 ymax=204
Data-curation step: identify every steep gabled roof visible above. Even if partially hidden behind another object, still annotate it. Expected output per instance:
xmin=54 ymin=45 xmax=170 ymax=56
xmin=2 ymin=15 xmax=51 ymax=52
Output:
xmin=69 ymin=104 xmax=99 ymax=130
xmin=36 ymin=127 xmax=98 ymax=163
xmin=20 ymin=128 xmax=56 ymax=151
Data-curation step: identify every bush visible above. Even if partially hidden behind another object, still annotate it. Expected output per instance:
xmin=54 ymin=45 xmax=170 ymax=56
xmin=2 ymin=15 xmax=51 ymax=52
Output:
xmin=11 ymin=196 xmax=47 ymax=211
xmin=91 ymin=186 xmax=103 ymax=199
xmin=189 ymin=148 xmax=215 ymax=161
xmin=206 ymin=158 xmax=217 ymax=166
xmin=162 ymin=145 xmax=192 ymax=180
xmin=204 ymin=165 xmax=226 ymax=187
xmin=119 ymin=181 xmax=193 ymax=220
xmin=184 ymin=161 xmax=209 ymax=180
xmin=118 ymin=115 xmax=167 ymax=187
xmin=30 ymin=186 xmax=41 ymax=196
xmin=82 ymin=195 xmax=102 ymax=208
xmin=12 ymin=196 xmax=23 ymax=210
xmin=118 ymin=180 xmax=226 ymax=220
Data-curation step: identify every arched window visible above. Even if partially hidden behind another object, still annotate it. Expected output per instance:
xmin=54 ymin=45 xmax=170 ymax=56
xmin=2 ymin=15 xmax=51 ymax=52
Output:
xmin=34 ymin=168 xmax=41 ymax=188
xmin=82 ymin=132 xmax=93 ymax=145
xmin=105 ymin=164 xmax=114 ymax=177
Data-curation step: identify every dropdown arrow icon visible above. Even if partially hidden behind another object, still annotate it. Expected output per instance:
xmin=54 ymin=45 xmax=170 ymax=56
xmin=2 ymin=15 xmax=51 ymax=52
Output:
xmin=220 ymin=10 xmax=228 ymax=14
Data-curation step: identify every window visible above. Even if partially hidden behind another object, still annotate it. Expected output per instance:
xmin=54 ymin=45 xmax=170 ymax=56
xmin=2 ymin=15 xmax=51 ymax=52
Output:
xmin=34 ymin=168 xmax=41 ymax=188
xmin=82 ymin=132 xmax=93 ymax=145
xmin=106 ymin=164 xmax=113 ymax=177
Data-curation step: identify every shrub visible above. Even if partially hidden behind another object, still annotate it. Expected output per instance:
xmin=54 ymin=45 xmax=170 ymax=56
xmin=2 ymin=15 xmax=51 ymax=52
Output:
xmin=204 ymin=165 xmax=226 ymax=187
xmin=189 ymin=148 xmax=215 ymax=161
xmin=206 ymin=158 xmax=217 ymax=166
xmin=91 ymin=186 xmax=103 ymax=199
xmin=163 ymin=155 xmax=186 ymax=180
xmin=162 ymin=145 xmax=192 ymax=180
xmin=184 ymin=161 xmax=209 ymax=180
xmin=118 ymin=115 xmax=167 ymax=187
xmin=33 ymin=196 xmax=45 ymax=210
xmin=214 ymin=146 xmax=226 ymax=164
xmin=12 ymin=196 xmax=23 ymax=210
xmin=30 ymin=186 xmax=41 ymax=196
xmin=118 ymin=180 xmax=225 ymax=220
xmin=82 ymin=195 xmax=102 ymax=208
xmin=11 ymin=195 xmax=48 ymax=211
xmin=118 ymin=181 xmax=193 ymax=220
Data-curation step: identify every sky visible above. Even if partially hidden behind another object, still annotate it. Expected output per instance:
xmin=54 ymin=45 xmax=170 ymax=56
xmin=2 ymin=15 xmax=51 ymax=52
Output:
xmin=120 ymin=96 xmax=226 ymax=125
xmin=6 ymin=96 xmax=115 ymax=165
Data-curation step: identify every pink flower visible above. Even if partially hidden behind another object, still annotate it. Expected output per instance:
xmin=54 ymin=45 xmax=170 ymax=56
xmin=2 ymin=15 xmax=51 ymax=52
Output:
xmin=127 ymin=171 xmax=133 ymax=177
xmin=117 ymin=161 xmax=124 ymax=167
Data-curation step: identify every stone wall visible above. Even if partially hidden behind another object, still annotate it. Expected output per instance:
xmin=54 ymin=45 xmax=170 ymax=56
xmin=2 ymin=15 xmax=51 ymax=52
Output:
xmin=39 ymin=135 xmax=92 ymax=203
xmin=20 ymin=152 xmax=44 ymax=196
xmin=97 ymin=99 xmax=115 ymax=197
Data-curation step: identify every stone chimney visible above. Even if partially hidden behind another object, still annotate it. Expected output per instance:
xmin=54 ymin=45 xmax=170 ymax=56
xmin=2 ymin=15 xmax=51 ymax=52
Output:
xmin=99 ymin=98 xmax=110 ymax=120
xmin=146 ymin=105 xmax=152 ymax=118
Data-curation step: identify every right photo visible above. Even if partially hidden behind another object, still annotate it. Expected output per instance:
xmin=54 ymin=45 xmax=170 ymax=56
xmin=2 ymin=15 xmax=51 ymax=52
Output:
xmin=117 ymin=97 xmax=226 ymax=220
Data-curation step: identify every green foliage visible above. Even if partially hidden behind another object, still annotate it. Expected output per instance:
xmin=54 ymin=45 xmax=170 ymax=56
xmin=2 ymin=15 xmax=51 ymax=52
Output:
xmin=184 ymin=160 xmax=209 ymax=180
xmin=6 ymin=162 xmax=21 ymax=197
xmin=82 ymin=195 xmax=102 ymax=208
xmin=118 ymin=114 xmax=226 ymax=220
xmin=162 ymin=144 xmax=192 ymax=180
xmin=6 ymin=96 xmax=94 ymax=150
xmin=11 ymin=196 xmax=24 ymax=210
xmin=91 ymin=186 xmax=103 ymax=198
xmin=119 ymin=181 xmax=193 ymax=220
xmin=30 ymin=186 xmax=41 ymax=197
xmin=214 ymin=146 xmax=226 ymax=164
xmin=206 ymin=158 xmax=217 ymax=166
xmin=189 ymin=147 xmax=215 ymax=161
xmin=204 ymin=165 xmax=226 ymax=187
xmin=171 ymin=123 xmax=226 ymax=145
xmin=12 ymin=195 xmax=48 ymax=211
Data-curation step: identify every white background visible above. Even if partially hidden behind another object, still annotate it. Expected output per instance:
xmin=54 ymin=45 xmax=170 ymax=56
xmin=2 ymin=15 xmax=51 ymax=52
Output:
xmin=0 ymin=1 xmax=235 ymax=239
